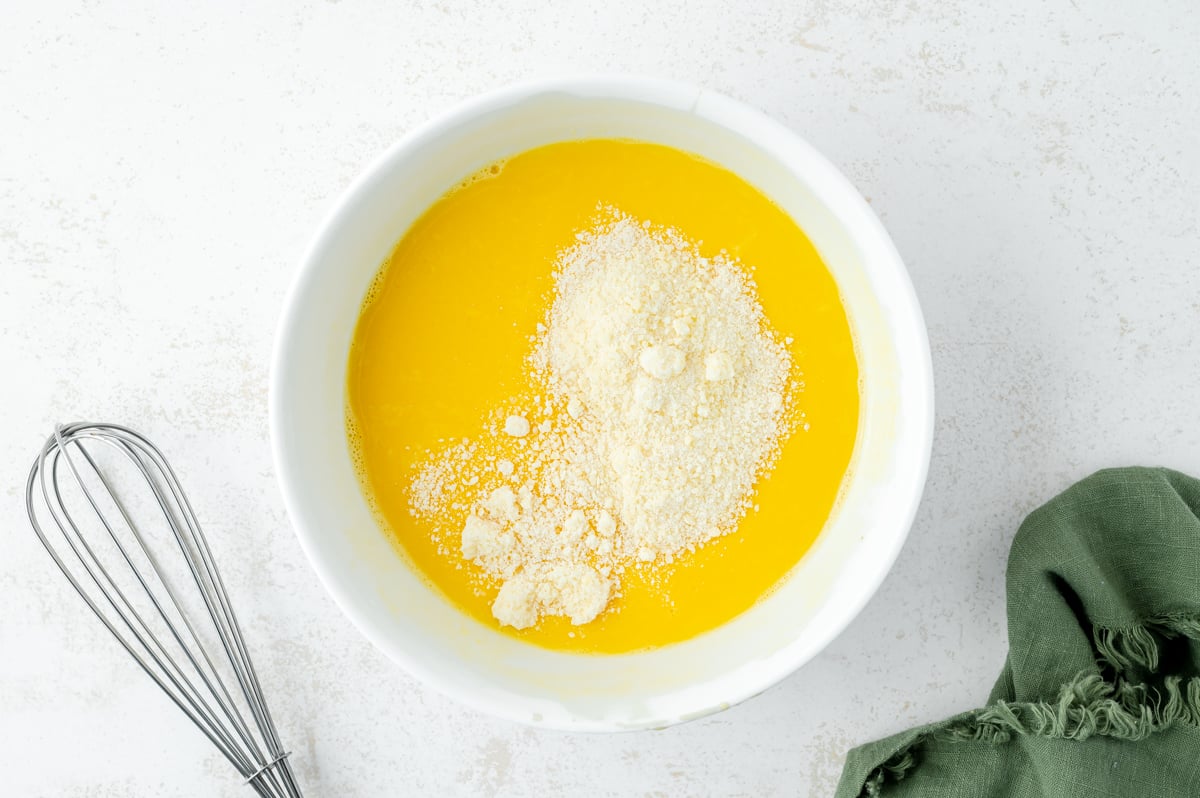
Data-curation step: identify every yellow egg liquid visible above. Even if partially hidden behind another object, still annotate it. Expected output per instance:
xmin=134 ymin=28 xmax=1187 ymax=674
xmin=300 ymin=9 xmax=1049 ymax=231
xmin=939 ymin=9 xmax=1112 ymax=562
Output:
xmin=347 ymin=139 xmax=859 ymax=653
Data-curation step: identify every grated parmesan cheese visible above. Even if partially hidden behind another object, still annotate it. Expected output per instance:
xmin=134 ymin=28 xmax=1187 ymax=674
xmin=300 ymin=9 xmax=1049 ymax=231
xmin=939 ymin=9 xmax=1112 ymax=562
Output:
xmin=503 ymin=415 xmax=531 ymax=437
xmin=409 ymin=210 xmax=795 ymax=629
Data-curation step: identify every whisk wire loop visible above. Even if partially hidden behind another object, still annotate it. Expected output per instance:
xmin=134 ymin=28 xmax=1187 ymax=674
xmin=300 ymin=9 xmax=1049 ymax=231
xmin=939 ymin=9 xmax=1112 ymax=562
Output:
xmin=25 ymin=423 xmax=303 ymax=798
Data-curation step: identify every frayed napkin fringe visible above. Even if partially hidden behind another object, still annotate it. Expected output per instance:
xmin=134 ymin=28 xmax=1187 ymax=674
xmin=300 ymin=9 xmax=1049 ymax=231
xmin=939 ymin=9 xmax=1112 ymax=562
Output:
xmin=859 ymin=615 xmax=1200 ymax=797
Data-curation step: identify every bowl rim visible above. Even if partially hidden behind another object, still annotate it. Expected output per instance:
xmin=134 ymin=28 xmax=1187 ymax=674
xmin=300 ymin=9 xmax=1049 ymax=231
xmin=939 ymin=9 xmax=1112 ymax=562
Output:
xmin=270 ymin=73 xmax=934 ymax=730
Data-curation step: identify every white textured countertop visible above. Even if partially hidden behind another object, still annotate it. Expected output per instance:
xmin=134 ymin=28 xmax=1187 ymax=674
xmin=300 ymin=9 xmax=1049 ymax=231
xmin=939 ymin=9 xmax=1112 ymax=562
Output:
xmin=4 ymin=2 xmax=1198 ymax=795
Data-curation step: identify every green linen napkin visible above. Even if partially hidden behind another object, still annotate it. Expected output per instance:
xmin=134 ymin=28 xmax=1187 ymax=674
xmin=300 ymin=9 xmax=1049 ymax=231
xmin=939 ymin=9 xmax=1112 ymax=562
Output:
xmin=836 ymin=467 xmax=1200 ymax=797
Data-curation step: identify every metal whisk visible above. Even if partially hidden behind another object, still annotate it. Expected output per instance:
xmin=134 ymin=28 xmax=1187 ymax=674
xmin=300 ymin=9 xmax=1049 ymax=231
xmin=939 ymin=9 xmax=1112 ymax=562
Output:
xmin=25 ymin=422 xmax=303 ymax=797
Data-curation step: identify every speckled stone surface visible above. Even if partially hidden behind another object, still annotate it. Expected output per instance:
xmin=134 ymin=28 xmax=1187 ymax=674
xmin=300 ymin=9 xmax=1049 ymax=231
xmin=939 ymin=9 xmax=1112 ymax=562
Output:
xmin=3 ymin=2 xmax=1198 ymax=795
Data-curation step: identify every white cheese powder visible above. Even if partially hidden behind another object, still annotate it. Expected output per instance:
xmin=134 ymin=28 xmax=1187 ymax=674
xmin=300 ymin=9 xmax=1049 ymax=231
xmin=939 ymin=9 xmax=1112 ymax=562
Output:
xmin=503 ymin=415 xmax=530 ymax=437
xmin=409 ymin=210 xmax=795 ymax=629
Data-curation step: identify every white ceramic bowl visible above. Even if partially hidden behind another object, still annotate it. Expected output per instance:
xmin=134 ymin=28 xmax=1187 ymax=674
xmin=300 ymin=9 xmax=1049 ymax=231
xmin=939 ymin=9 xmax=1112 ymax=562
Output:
xmin=271 ymin=76 xmax=933 ymax=731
